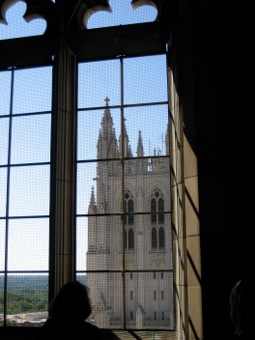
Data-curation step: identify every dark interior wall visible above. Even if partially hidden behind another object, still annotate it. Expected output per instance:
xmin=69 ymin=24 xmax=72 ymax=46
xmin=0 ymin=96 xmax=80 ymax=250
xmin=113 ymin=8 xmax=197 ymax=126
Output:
xmin=177 ymin=1 xmax=243 ymax=339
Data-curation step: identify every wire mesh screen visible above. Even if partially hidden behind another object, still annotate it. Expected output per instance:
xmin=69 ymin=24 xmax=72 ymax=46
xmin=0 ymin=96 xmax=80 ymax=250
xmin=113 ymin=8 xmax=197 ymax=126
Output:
xmin=76 ymin=55 xmax=174 ymax=330
xmin=0 ymin=66 xmax=51 ymax=326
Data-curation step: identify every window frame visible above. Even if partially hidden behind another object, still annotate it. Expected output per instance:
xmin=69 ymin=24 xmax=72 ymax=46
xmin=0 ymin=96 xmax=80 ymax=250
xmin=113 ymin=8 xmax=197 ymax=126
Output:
xmin=0 ymin=0 xmax=174 ymax=332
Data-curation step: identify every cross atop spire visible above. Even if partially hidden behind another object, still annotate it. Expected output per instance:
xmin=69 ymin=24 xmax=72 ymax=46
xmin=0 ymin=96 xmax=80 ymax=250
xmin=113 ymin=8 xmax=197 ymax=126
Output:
xmin=105 ymin=96 xmax=110 ymax=106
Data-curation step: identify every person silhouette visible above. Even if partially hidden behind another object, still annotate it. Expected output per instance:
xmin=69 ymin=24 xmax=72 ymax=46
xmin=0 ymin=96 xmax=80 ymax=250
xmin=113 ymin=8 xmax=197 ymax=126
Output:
xmin=41 ymin=280 xmax=101 ymax=339
xmin=230 ymin=277 xmax=255 ymax=338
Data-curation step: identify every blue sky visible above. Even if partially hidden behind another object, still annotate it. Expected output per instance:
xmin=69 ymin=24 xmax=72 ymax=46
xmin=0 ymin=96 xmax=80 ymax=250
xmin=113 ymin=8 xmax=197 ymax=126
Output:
xmin=0 ymin=0 xmax=168 ymax=271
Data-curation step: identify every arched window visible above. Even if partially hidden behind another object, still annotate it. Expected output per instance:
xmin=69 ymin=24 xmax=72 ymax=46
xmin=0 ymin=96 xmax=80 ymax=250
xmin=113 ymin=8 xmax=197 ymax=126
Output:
xmin=151 ymin=197 xmax=157 ymax=223
xmin=125 ymin=191 xmax=134 ymax=225
xmin=124 ymin=191 xmax=135 ymax=251
xmin=152 ymin=227 xmax=157 ymax=249
xmin=151 ymin=190 xmax=164 ymax=224
xmin=158 ymin=197 xmax=164 ymax=224
xmin=159 ymin=227 xmax=165 ymax=249
xmin=128 ymin=198 xmax=134 ymax=225
xmin=128 ymin=228 xmax=134 ymax=250
xmin=151 ymin=190 xmax=165 ymax=250
xmin=125 ymin=228 xmax=134 ymax=251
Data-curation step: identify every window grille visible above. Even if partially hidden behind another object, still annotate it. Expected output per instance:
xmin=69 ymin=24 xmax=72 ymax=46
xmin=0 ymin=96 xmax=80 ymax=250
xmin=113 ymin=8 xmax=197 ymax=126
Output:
xmin=0 ymin=0 xmax=174 ymax=332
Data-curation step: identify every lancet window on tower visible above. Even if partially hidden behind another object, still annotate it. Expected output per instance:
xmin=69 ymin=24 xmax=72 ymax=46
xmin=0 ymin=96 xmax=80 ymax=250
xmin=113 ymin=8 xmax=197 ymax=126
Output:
xmin=128 ymin=228 xmax=134 ymax=250
xmin=124 ymin=227 xmax=134 ymax=250
xmin=159 ymin=226 xmax=165 ymax=249
xmin=151 ymin=189 xmax=164 ymax=224
xmin=124 ymin=191 xmax=134 ymax=250
xmin=125 ymin=191 xmax=134 ymax=225
xmin=151 ymin=225 xmax=165 ymax=250
xmin=151 ymin=189 xmax=165 ymax=250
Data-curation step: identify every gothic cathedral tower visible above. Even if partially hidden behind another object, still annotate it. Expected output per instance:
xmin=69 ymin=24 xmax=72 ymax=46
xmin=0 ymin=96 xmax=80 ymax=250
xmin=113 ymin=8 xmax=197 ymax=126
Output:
xmin=87 ymin=98 xmax=174 ymax=329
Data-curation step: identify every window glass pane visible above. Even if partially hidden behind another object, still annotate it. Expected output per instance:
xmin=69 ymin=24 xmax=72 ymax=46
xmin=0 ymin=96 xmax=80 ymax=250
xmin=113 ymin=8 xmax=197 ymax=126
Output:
xmin=13 ymin=67 xmax=52 ymax=114
xmin=125 ymin=272 xmax=174 ymax=329
xmin=5 ymin=273 xmax=49 ymax=326
xmin=0 ymin=220 xmax=6 ymax=271
xmin=0 ymin=63 xmax=51 ymax=325
xmin=86 ymin=272 xmax=124 ymax=328
xmin=0 ymin=71 xmax=11 ymax=115
xmin=9 ymin=165 xmax=50 ymax=217
xmin=76 ymin=271 xmax=174 ymax=330
xmin=78 ymin=60 xmax=120 ymax=108
xmin=76 ymin=162 xmax=98 ymax=216
xmin=0 ymin=117 xmax=9 ymax=165
xmin=76 ymin=217 xmax=88 ymax=271
xmin=8 ymin=218 xmax=49 ymax=271
xmin=77 ymin=107 xmax=121 ymax=161
xmin=86 ymin=215 xmax=123 ymax=270
xmin=0 ymin=274 xmax=4 ymax=316
xmin=11 ymin=114 xmax=51 ymax=164
xmin=76 ymin=54 xmax=173 ymax=330
xmin=124 ymin=55 xmax=168 ymax=104
xmin=124 ymin=105 xmax=169 ymax=157
xmin=80 ymin=159 xmax=122 ymax=214
xmin=0 ymin=168 xmax=7 ymax=217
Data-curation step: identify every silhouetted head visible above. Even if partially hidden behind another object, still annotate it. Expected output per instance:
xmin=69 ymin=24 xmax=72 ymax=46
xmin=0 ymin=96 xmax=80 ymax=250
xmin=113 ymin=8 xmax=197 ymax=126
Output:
xmin=49 ymin=281 xmax=92 ymax=321
xmin=230 ymin=277 xmax=255 ymax=337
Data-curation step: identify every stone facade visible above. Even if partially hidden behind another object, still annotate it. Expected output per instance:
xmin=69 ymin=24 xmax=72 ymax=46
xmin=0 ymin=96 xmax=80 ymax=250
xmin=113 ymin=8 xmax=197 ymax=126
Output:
xmin=87 ymin=99 xmax=174 ymax=329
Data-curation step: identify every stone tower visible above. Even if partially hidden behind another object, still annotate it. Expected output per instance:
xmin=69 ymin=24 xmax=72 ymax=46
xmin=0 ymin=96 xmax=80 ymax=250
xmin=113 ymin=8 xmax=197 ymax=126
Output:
xmin=87 ymin=98 xmax=174 ymax=329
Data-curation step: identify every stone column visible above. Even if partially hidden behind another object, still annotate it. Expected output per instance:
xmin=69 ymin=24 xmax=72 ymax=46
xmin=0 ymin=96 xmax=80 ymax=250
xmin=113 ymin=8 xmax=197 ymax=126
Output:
xmin=49 ymin=2 xmax=77 ymax=297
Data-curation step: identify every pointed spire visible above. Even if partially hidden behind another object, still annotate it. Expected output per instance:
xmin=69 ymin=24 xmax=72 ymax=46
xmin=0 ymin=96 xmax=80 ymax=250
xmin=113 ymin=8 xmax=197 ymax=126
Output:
xmin=88 ymin=186 xmax=97 ymax=214
xmin=119 ymin=117 xmax=132 ymax=157
xmin=97 ymin=97 xmax=119 ymax=159
xmin=101 ymin=96 xmax=113 ymax=135
xmin=90 ymin=186 xmax=95 ymax=204
xmin=136 ymin=130 xmax=144 ymax=157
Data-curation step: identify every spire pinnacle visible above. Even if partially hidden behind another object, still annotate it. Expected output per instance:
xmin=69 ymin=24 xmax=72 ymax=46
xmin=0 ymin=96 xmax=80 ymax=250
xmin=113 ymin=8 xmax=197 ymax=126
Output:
xmin=137 ymin=130 xmax=144 ymax=157
xmin=90 ymin=186 xmax=95 ymax=204
xmin=104 ymin=96 xmax=110 ymax=106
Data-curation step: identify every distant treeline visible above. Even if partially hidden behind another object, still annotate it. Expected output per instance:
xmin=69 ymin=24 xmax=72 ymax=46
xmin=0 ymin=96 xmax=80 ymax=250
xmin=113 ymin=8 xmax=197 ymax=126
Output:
xmin=0 ymin=275 xmax=48 ymax=292
xmin=0 ymin=274 xmax=86 ymax=315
